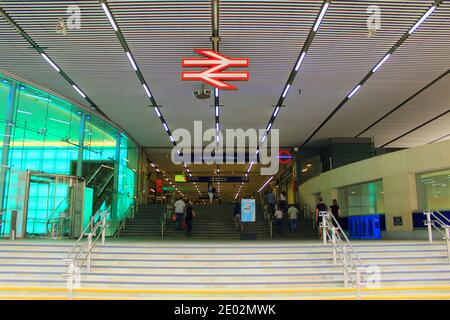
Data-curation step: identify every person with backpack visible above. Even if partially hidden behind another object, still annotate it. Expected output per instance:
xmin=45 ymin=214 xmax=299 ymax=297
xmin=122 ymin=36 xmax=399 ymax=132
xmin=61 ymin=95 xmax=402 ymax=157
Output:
xmin=315 ymin=197 xmax=328 ymax=239
xmin=185 ymin=200 xmax=195 ymax=237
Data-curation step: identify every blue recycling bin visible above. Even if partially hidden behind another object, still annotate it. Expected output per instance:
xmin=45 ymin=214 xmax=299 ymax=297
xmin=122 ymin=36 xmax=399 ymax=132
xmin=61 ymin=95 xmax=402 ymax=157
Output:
xmin=348 ymin=214 xmax=381 ymax=240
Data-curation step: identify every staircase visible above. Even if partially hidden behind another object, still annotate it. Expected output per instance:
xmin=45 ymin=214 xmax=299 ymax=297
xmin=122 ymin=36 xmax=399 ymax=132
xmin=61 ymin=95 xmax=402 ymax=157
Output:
xmin=120 ymin=204 xmax=317 ymax=240
xmin=0 ymin=240 xmax=449 ymax=299
xmin=119 ymin=204 xmax=166 ymax=237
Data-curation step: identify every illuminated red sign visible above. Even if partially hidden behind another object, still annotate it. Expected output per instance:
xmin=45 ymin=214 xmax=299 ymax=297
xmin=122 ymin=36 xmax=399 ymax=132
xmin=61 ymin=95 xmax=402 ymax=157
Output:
xmin=278 ymin=150 xmax=293 ymax=165
xmin=182 ymin=49 xmax=249 ymax=90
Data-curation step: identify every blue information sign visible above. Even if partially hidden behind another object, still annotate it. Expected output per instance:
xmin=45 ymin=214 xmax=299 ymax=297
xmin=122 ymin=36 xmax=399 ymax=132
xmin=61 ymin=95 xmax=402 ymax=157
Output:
xmin=241 ymin=199 xmax=256 ymax=223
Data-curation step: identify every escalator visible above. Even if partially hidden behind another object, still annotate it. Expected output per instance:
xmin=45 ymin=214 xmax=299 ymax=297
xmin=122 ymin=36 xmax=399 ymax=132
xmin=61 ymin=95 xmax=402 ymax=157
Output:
xmin=85 ymin=164 xmax=114 ymax=216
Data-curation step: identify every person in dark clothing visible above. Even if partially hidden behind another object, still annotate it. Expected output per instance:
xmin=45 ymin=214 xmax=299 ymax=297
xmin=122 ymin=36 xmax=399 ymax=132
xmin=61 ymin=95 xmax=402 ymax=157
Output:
xmin=330 ymin=199 xmax=340 ymax=223
xmin=185 ymin=201 xmax=195 ymax=236
xmin=233 ymin=200 xmax=243 ymax=231
xmin=315 ymin=197 xmax=328 ymax=239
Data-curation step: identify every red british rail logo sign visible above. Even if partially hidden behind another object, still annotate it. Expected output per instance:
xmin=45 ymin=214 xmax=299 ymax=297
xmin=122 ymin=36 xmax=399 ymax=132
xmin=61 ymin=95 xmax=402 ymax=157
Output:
xmin=182 ymin=49 xmax=249 ymax=90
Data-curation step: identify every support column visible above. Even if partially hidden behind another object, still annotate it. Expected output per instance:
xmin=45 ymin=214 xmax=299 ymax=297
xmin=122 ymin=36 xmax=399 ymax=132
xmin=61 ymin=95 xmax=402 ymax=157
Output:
xmin=111 ymin=133 xmax=121 ymax=219
xmin=76 ymin=112 xmax=86 ymax=177
xmin=0 ymin=80 xmax=17 ymax=215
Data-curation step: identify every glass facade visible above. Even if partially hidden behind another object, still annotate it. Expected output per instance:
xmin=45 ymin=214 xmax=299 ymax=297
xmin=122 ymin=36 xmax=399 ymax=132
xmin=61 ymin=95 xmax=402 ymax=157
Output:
xmin=416 ymin=169 xmax=450 ymax=211
xmin=338 ymin=180 xmax=385 ymax=216
xmin=0 ymin=73 xmax=139 ymax=237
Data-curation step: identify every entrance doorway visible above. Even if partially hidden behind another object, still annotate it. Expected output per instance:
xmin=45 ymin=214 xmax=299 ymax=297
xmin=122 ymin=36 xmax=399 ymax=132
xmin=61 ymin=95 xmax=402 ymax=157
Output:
xmin=21 ymin=172 xmax=85 ymax=239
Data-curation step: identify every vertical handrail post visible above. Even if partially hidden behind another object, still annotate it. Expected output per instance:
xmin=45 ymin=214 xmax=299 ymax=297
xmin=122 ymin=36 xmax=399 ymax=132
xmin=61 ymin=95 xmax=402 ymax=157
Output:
xmin=87 ymin=232 xmax=92 ymax=272
xmin=331 ymin=226 xmax=337 ymax=265
xmin=343 ymin=246 xmax=349 ymax=288
xmin=322 ymin=211 xmax=327 ymax=245
xmin=425 ymin=211 xmax=433 ymax=244
xmin=355 ymin=268 xmax=362 ymax=300
xmin=101 ymin=213 xmax=106 ymax=246
xmin=445 ymin=226 xmax=450 ymax=264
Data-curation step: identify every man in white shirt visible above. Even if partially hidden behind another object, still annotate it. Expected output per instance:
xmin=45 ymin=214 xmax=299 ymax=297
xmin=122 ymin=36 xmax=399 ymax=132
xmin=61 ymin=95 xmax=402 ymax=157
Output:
xmin=174 ymin=197 xmax=186 ymax=231
xmin=288 ymin=205 xmax=299 ymax=232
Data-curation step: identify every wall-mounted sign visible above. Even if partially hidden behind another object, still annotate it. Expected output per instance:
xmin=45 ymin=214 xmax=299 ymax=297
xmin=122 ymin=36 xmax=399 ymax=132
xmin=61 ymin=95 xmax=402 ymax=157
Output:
xmin=278 ymin=149 xmax=293 ymax=165
xmin=393 ymin=216 xmax=403 ymax=226
xmin=241 ymin=199 xmax=256 ymax=223
xmin=188 ymin=176 xmax=249 ymax=183
xmin=182 ymin=49 xmax=249 ymax=90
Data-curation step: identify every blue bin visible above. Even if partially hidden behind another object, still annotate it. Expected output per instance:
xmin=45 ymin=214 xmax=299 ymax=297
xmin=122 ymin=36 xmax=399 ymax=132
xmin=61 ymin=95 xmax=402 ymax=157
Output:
xmin=348 ymin=215 xmax=381 ymax=240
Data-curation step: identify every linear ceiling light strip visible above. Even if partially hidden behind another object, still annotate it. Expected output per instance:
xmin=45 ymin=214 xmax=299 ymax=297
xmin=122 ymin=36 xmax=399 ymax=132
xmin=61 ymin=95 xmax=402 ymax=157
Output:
xmin=356 ymin=68 xmax=450 ymax=138
xmin=245 ymin=0 xmax=331 ymax=176
xmin=301 ymin=0 xmax=442 ymax=147
xmin=99 ymin=0 xmax=193 ymax=178
xmin=149 ymin=160 xmax=200 ymax=197
xmin=0 ymin=8 xmax=100 ymax=113
xmin=258 ymin=176 xmax=273 ymax=193
xmin=380 ymin=110 xmax=449 ymax=148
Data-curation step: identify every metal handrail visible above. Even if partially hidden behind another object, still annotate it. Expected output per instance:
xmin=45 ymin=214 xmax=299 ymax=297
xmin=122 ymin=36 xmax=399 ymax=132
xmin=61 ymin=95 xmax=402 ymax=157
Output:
xmin=424 ymin=210 xmax=450 ymax=263
xmin=86 ymin=164 xmax=114 ymax=185
xmin=113 ymin=204 xmax=135 ymax=237
xmin=62 ymin=209 xmax=109 ymax=300
xmin=160 ymin=204 xmax=169 ymax=239
xmin=320 ymin=211 xmax=367 ymax=299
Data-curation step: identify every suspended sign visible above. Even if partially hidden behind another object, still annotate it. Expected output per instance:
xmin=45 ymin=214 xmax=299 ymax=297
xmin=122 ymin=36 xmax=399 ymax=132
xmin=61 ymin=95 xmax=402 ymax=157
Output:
xmin=175 ymin=175 xmax=188 ymax=183
xmin=182 ymin=49 xmax=249 ymax=90
xmin=188 ymin=176 xmax=249 ymax=183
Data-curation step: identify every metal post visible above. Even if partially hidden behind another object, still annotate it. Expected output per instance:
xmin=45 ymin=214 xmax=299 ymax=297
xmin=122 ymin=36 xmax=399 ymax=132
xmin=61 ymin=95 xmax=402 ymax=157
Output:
xmin=322 ymin=212 xmax=327 ymax=245
xmin=331 ymin=226 xmax=337 ymax=265
xmin=101 ymin=214 xmax=106 ymax=245
xmin=87 ymin=232 xmax=92 ymax=272
xmin=445 ymin=227 xmax=450 ymax=264
xmin=425 ymin=211 xmax=433 ymax=244
xmin=355 ymin=268 xmax=362 ymax=300
xmin=0 ymin=80 xmax=17 ymax=218
xmin=9 ymin=210 xmax=17 ymax=240
xmin=76 ymin=112 xmax=86 ymax=177
xmin=67 ymin=261 xmax=74 ymax=300
xmin=343 ymin=246 xmax=349 ymax=288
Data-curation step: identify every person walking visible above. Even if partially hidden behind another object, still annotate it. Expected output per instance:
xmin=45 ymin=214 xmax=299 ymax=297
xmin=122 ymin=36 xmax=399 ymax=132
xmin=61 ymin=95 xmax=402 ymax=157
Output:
xmin=185 ymin=200 xmax=195 ymax=237
xmin=288 ymin=205 xmax=299 ymax=232
xmin=315 ymin=197 xmax=327 ymax=239
xmin=174 ymin=196 xmax=186 ymax=231
xmin=274 ymin=205 xmax=284 ymax=234
xmin=279 ymin=191 xmax=287 ymax=215
xmin=208 ymin=182 xmax=214 ymax=204
xmin=265 ymin=189 xmax=275 ymax=217
xmin=330 ymin=199 xmax=340 ymax=224
xmin=233 ymin=200 xmax=243 ymax=231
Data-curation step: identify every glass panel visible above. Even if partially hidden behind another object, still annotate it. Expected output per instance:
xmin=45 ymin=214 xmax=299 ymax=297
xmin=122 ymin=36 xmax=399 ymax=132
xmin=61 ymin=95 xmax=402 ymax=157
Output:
xmin=338 ymin=180 xmax=384 ymax=216
xmin=416 ymin=169 xmax=450 ymax=211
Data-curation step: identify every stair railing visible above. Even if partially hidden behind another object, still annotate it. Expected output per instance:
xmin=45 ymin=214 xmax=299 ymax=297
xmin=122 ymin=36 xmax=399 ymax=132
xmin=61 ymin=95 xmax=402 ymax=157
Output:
xmin=424 ymin=210 xmax=450 ymax=263
xmin=160 ymin=204 xmax=170 ymax=239
xmin=62 ymin=209 xmax=109 ymax=300
xmin=113 ymin=203 xmax=136 ymax=237
xmin=320 ymin=211 xmax=368 ymax=299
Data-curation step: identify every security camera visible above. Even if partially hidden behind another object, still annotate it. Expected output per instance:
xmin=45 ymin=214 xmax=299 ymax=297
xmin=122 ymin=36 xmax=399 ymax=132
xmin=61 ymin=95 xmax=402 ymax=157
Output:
xmin=193 ymin=84 xmax=211 ymax=100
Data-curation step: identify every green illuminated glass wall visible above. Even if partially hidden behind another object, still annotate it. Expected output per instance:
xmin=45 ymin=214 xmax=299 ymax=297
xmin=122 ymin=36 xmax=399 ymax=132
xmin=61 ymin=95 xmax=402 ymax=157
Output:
xmin=338 ymin=180 xmax=385 ymax=216
xmin=0 ymin=73 xmax=139 ymax=237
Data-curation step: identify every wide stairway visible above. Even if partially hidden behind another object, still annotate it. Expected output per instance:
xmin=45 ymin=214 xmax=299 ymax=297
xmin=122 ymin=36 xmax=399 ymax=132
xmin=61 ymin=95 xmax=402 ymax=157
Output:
xmin=0 ymin=240 xmax=449 ymax=299
xmin=120 ymin=204 xmax=316 ymax=240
